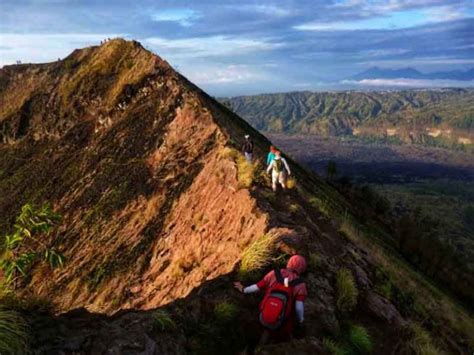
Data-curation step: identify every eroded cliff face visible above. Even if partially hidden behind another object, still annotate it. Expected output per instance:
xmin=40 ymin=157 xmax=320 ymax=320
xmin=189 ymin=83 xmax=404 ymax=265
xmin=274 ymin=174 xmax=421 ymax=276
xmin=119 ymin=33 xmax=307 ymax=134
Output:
xmin=0 ymin=39 xmax=279 ymax=314
xmin=1 ymin=40 xmax=472 ymax=354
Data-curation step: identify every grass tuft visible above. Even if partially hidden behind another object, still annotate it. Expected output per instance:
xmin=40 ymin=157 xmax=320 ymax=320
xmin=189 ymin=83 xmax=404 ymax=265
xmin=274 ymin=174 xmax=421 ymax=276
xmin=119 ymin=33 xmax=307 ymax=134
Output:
xmin=214 ymin=301 xmax=239 ymax=322
xmin=336 ymin=268 xmax=359 ymax=313
xmin=0 ymin=307 xmax=29 ymax=354
xmin=220 ymin=147 xmax=256 ymax=189
xmin=338 ymin=219 xmax=361 ymax=242
xmin=349 ymin=324 xmax=373 ymax=353
xmin=323 ymin=338 xmax=349 ymax=355
xmin=407 ymin=323 xmax=442 ymax=355
xmin=288 ymin=203 xmax=300 ymax=214
xmin=239 ymin=234 xmax=276 ymax=278
xmin=152 ymin=310 xmax=176 ymax=332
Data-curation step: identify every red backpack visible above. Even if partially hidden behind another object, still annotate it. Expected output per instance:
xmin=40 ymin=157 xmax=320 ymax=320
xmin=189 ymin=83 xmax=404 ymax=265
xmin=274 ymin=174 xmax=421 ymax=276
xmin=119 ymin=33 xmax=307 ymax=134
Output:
xmin=259 ymin=269 xmax=303 ymax=330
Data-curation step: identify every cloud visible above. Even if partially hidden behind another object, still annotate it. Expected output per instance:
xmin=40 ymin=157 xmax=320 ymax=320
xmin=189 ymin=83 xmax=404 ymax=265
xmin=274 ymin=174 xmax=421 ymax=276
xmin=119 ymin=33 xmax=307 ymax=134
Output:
xmin=150 ymin=8 xmax=200 ymax=27
xmin=185 ymin=64 xmax=264 ymax=84
xmin=144 ymin=35 xmax=283 ymax=58
xmin=358 ymin=57 xmax=474 ymax=66
xmin=294 ymin=6 xmax=473 ymax=31
xmin=342 ymin=78 xmax=474 ymax=87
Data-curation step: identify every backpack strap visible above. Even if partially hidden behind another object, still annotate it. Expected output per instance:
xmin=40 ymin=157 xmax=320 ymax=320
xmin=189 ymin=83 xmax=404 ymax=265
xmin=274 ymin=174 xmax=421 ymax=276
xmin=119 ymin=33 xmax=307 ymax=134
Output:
xmin=274 ymin=269 xmax=284 ymax=284
xmin=289 ymin=278 xmax=303 ymax=287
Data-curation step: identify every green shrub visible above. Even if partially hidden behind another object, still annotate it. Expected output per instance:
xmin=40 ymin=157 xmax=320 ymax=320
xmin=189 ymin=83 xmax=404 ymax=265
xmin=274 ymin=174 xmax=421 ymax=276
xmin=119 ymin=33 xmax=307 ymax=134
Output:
xmin=214 ymin=301 xmax=239 ymax=322
xmin=1 ymin=203 xmax=64 ymax=283
xmin=349 ymin=324 xmax=373 ymax=353
xmin=152 ymin=310 xmax=176 ymax=332
xmin=323 ymin=338 xmax=348 ymax=355
xmin=239 ymin=234 xmax=275 ymax=278
xmin=0 ymin=307 xmax=29 ymax=354
xmin=336 ymin=268 xmax=358 ymax=313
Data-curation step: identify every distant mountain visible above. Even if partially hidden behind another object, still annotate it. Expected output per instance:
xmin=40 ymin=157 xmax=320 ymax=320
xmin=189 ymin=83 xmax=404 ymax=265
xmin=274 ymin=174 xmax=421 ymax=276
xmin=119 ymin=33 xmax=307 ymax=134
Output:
xmin=352 ymin=66 xmax=474 ymax=81
xmin=222 ymin=89 xmax=474 ymax=146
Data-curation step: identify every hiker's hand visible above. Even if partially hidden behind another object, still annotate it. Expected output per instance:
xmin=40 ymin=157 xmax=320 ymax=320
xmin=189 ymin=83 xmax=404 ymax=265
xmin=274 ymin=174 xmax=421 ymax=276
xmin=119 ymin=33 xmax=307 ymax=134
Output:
xmin=233 ymin=281 xmax=244 ymax=293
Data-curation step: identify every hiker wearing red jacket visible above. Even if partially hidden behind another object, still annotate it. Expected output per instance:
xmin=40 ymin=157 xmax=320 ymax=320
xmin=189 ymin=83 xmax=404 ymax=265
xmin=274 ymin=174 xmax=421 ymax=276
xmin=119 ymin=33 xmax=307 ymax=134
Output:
xmin=234 ymin=255 xmax=308 ymax=344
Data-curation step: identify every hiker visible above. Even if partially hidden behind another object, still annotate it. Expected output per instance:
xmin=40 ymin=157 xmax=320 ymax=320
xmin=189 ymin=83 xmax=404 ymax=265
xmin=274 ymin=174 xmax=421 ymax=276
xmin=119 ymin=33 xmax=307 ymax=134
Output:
xmin=266 ymin=151 xmax=290 ymax=191
xmin=267 ymin=146 xmax=277 ymax=166
xmin=234 ymin=255 xmax=307 ymax=344
xmin=241 ymin=135 xmax=254 ymax=163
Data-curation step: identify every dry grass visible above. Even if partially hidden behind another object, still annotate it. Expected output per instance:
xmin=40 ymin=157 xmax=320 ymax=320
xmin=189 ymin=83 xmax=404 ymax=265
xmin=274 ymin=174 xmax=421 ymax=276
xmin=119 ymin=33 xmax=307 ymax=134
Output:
xmin=336 ymin=268 xmax=359 ymax=313
xmin=239 ymin=234 xmax=276 ymax=278
xmin=220 ymin=147 xmax=256 ymax=189
xmin=406 ymin=323 xmax=443 ymax=355
xmin=309 ymin=196 xmax=331 ymax=217
xmin=236 ymin=155 xmax=256 ymax=189
xmin=288 ymin=203 xmax=300 ymax=214
xmin=338 ymin=219 xmax=361 ymax=242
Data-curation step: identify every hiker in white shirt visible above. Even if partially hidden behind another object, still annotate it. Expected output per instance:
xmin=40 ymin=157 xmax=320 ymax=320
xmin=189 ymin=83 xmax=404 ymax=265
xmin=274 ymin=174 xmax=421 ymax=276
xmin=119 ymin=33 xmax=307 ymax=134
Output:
xmin=266 ymin=151 xmax=291 ymax=191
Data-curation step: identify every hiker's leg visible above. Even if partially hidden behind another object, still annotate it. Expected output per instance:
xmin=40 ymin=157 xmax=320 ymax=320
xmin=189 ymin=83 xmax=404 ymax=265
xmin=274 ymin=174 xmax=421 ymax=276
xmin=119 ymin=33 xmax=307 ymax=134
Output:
xmin=245 ymin=152 xmax=253 ymax=163
xmin=279 ymin=172 xmax=287 ymax=189
xmin=272 ymin=171 xmax=278 ymax=191
xmin=258 ymin=329 xmax=271 ymax=346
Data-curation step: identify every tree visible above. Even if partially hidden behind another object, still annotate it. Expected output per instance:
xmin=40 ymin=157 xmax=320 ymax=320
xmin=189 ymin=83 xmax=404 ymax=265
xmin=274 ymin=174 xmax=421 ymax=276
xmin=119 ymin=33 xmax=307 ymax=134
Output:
xmin=1 ymin=203 xmax=64 ymax=284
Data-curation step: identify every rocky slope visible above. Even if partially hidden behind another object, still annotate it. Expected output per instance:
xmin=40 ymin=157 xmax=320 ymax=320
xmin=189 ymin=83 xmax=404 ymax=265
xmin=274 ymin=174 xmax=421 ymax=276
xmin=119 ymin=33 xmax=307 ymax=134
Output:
xmin=222 ymin=90 xmax=474 ymax=146
xmin=1 ymin=40 xmax=473 ymax=354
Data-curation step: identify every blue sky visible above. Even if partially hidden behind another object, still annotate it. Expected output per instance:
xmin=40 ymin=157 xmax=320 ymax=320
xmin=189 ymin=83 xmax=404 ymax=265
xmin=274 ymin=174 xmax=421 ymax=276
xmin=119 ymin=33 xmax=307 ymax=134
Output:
xmin=0 ymin=0 xmax=473 ymax=95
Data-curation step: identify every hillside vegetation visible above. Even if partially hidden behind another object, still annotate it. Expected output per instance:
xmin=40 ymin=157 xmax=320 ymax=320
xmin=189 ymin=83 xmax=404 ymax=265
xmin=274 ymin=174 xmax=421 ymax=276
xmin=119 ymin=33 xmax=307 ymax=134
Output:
xmin=0 ymin=39 xmax=473 ymax=354
xmin=222 ymin=90 xmax=474 ymax=148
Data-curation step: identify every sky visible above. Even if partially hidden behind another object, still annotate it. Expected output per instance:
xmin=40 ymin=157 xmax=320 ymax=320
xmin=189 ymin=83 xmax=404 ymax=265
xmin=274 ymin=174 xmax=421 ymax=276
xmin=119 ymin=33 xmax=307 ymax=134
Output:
xmin=0 ymin=0 xmax=473 ymax=96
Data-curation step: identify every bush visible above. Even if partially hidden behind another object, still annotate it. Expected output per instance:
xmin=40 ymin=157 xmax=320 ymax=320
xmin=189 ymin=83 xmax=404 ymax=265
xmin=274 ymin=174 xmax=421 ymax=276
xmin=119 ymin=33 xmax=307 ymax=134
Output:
xmin=214 ymin=301 xmax=238 ymax=322
xmin=349 ymin=325 xmax=373 ymax=353
xmin=336 ymin=268 xmax=358 ymax=313
xmin=1 ymin=203 xmax=64 ymax=283
xmin=0 ymin=307 xmax=29 ymax=354
xmin=239 ymin=234 xmax=276 ymax=278
xmin=152 ymin=310 xmax=176 ymax=332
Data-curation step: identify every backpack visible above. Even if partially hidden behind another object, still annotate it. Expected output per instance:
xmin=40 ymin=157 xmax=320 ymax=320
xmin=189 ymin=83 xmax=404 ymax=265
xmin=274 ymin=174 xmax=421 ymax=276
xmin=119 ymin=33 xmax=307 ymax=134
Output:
xmin=259 ymin=269 xmax=303 ymax=330
xmin=274 ymin=159 xmax=283 ymax=173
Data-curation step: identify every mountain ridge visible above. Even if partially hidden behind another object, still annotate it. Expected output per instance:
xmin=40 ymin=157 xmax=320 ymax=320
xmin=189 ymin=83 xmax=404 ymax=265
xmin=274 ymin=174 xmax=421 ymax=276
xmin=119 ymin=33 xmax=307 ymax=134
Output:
xmin=1 ymin=39 xmax=473 ymax=354
xmin=222 ymin=89 xmax=474 ymax=147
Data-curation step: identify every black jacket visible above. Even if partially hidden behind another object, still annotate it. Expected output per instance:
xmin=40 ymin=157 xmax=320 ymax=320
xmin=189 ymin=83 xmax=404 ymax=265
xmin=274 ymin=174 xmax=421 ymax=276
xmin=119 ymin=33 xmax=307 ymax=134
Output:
xmin=242 ymin=139 xmax=254 ymax=153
